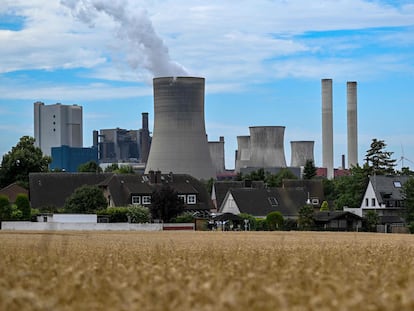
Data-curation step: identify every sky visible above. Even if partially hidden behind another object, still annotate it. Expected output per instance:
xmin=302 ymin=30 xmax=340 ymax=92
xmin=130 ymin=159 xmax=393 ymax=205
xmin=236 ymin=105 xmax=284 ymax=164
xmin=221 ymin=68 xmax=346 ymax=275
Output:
xmin=1 ymin=0 xmax=414 ymax=170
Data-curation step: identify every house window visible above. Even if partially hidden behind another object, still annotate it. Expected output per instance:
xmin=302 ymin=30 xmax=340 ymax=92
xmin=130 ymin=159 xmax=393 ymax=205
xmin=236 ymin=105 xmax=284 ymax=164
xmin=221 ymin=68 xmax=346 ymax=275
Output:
xmin=365 ymin=198 xmax=369 ymax=207
xmin=393 ymin=181 xmax=402 ymax=188
xmin=131 ymin=196 xmax=141 ymax=205
xmin=187 ymin=195 xmax=196 ymax=204
xmin=372 ymin=198 xmax=376 ymax=207
xmin=268 ymin=197 xmax=278 ymax=206
xmin=311 ymin=198 xmax=319 ymax=205
xmin=142 ymin=196 xmax=151 ymax=205
xmin=178 ymin=195 xmax=186 ymax=203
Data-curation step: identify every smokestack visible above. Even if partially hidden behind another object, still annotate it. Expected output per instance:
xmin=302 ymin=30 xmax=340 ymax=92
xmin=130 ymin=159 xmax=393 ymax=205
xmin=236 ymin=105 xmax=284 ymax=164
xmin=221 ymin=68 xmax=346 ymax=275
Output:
xmin=145 ymin=77 xmax=215 ymax=180
xmin=249 ymin=126 xmax=287 ymax=168
xmin=140 ymin=112 xmax=150 ymax=163
xmin=290 ymin=141 xmax=315 ymax=167
xmin=322 ymin=79 xmax=334 ymax=179
xmin=93 ymin=130 xmax=98 ymax=148
xmin=347 ymin=81 xmax=358 ymax=168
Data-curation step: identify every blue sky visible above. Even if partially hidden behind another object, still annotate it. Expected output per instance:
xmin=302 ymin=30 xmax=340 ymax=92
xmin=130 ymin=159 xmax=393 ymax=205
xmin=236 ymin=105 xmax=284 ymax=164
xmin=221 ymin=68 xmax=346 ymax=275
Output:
xmin=1 ymin=0 xmax=414 ymax=170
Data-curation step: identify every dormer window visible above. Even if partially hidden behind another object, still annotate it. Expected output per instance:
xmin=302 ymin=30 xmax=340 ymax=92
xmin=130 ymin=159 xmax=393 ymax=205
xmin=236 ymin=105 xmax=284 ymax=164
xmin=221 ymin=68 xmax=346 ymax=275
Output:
xmin=393 ymin=181 xmax=402 ymax=188
xmin=187 ymin=195 xmax=196 ymax=204
xmin=268 ymin=197 xmax=278 ymax=206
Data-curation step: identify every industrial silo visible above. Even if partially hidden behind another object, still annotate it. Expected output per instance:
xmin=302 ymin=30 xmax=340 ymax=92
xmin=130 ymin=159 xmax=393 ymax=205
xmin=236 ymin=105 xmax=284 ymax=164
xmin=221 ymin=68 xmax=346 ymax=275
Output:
xmin=290 ymin=141 xmax=315 ymax=167
xmin=235 ymin=135 xmax=251 ymax=172
xmin=249 ymin=126 xmax=287 ymax=168
xmin=145 ymin=77 xmax=215 ymax=180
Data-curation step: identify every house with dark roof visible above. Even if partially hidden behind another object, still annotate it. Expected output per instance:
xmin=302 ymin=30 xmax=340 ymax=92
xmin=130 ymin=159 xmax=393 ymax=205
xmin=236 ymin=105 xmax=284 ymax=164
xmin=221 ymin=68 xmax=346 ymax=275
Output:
xmin=281 ymin=179 xmax=325 ymax=208
xmin=0 ymin=183 xmax=29 ymax=203
xmin=29 ymin=171 xmax=212 ymax=215
xmin=313 ymin=211 xmax=363 ymax=231
xmin=345 ymin=175 xmax=410 ymax=227
xmin=218 ymin=187 xmax=307 ymax=218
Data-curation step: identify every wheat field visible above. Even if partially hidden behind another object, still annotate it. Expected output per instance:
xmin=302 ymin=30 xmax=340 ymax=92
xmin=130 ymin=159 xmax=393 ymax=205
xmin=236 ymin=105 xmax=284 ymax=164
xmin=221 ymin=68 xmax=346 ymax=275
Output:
xmin=1 ymin=231 xmax=414 ymax=310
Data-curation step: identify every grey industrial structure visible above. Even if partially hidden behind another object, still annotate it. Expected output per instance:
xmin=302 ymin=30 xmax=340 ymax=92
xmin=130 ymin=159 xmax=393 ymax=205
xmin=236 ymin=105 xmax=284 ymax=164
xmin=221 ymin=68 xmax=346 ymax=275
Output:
xmin=94 ymin=112 xmax=151 ymax=164
xmin=290 ymin=141 xmax=315 ymax=167
xmin=209 ymin=136 xmax=225 ymax=175
xmin=321 ymin=78 xmax=334 ymax=179
xmin=145 ymin=77 xmax=215 ymax=180
xmin=34 ymin=102 xmax=83 ymax=156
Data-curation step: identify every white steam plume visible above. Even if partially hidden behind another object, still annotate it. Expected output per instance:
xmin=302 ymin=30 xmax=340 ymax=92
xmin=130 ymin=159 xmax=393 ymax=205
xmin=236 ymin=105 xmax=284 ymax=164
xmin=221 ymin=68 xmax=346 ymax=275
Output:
xmin=61 ymin=0 xmax=188 ymax=77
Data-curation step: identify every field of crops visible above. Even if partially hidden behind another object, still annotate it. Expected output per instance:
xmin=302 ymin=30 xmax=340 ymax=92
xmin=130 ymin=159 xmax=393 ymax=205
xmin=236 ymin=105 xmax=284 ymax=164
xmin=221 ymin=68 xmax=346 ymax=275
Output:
xmin=1 ymin=231 xmax=414 ymax=310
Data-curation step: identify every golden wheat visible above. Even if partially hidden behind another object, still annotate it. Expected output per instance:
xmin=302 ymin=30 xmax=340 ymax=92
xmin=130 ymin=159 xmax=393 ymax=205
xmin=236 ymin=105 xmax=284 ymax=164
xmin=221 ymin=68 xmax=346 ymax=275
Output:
xmin=1 ymin=231 xmax=414 ymax=310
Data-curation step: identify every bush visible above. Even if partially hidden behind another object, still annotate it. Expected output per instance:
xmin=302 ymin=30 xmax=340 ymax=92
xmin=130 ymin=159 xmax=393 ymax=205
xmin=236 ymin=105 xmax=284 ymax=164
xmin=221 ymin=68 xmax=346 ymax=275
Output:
xmin=99 ymin=207 xmax=129 ymax=223
xmin=15 ymin=193 xmax=31 ymax=220
xmin=256 ymin=218 xmax=268 ymax=231
xmin=127 ymin=205 xmax=150 ymax=223
xmin=0 ymin=195 xmax=12 ymax=221
xmin=266 ymin=211 xmax=284 ymax=231
xmin=239 ymin=213 xmax=257 ymax=231
xmin=64 ymin=185 xmax=107 ymax=214
xmin=173 ymin=212 xmax=195 ymax=223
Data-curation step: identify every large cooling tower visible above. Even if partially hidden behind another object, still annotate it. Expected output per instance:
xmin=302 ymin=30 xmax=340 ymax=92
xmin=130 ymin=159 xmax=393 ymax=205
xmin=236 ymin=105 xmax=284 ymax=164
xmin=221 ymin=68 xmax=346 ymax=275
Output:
xmin=249 ymin=126 xmax=286 ymax=168
xmin=322 ymin=79 xmax=334 ymax=179
xmin=235 ymin=135 xmax=251 ymax=172
xmin=347 ymin=81 xmax=358 ymax=168
xmin=145 ymin=77 xmax=215 ymax=180
xmin=290 ymin=141 xmax=315 ymax=167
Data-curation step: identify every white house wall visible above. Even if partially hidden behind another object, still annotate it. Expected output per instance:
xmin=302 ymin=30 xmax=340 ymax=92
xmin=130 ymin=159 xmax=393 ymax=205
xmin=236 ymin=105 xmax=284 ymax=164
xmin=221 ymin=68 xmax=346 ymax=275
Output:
xmin=220 ymin=192 xmax=241 ymax=215
xmin=360 ymin=180 xmax=383 ymax=210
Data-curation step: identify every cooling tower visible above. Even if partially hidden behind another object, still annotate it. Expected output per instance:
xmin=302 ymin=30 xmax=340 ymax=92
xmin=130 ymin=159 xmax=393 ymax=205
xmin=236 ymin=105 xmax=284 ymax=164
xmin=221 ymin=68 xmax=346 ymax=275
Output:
xmin=145 ymin=77 xmax=215 ymax=180
xmin=322 ymin=79 xmax=334 ymax=179
xmin=290 ymin=141 xmax=315 ymax=167
xmin=249 ymin=126 xmax=286 ymax=168
xmin=209 ymin=136 xmax=225 ymax=174
xmin=235 ymin=135 xmax=251 ymax=172
xmin=347 ymin=81 xmax=358 ymax=168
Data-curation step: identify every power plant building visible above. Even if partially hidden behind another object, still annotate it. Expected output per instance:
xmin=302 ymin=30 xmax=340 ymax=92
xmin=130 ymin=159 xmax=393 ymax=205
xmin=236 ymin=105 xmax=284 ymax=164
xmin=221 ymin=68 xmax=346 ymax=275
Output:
xmin=34 ymin=102 xmax=83 ymax=156
xmin=145 ymin=77 xmax=215 ymax=180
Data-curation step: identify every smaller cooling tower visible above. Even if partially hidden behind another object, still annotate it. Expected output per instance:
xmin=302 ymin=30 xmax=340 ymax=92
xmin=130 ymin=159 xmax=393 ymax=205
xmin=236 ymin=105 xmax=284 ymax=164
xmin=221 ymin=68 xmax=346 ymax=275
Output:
xmin=209 ymin=136 xmax=225 ymax=174
xmin=235 ymin=135 xmax=251 ymax=172
xmin=249 ymin=126 xmax=286 ymax=168
xmin=145 ymin=77 xmax=215 ymax=180
xmin=290 ymin=141 xmax=315 ymax=167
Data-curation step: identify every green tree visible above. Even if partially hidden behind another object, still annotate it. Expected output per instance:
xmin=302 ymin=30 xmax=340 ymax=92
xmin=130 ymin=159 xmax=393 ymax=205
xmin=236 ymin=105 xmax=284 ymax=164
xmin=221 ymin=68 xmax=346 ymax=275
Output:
xmin=320 ymin=200 xmax=329 ymax=211
xmin=238 ymin=213 xmax=257 ymax=231
xmin=77 ymin=161 xmax=102 ymax=173
xmin=127 ymin=205 xmax=150 ymax=223
xmin=64 ymin=185 xmax=107 ymax=213
xmin=266 ymin=211 xmax=284 ymax=231
xmin=150 ymin=185 xmax=184 ymax=222
xmin=364 ymin=210 xmax=379 ymax=232
xmin=0 ymin=195 xmax=12 ymax=221
xmin=298 ymin=204 xmax=314 ymax=230
xmin=0 ymin=136 xmax=51 ymax=188
xmin=365 ymin=139 xmax=396 ymax=175
xmin=303 ymin=159 xmax=317 ymax=180
xmin=104 ymin=163 xmax=134 ymax=174
xmin=15 ymin=193 xmax=31 ymax=220
xmin=402 ymin=177 xmax=414 ymax=226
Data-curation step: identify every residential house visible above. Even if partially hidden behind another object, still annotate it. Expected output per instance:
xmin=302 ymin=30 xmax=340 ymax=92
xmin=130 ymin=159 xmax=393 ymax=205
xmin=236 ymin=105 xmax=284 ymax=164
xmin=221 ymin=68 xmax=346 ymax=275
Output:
xmin=345 ymin=175 xmax=410 ymax=228
xmin=0 ymin=183 xmax=29 ymax=203
xmin=218 ymin=187 xmax=307 ymax=219
xmin=313 ymin=211 xmax=363 ymax=231
xmin=29 ymin=171 xmax=212 ymax=215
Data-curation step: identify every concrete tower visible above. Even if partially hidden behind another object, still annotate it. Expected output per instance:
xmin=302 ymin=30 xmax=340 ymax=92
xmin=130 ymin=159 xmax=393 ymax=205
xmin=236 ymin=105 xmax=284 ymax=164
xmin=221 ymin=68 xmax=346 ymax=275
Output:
xmin=34 ymin=102 xmax=83 ymax=156
xmin=347 ymin=81 xmax=358 ymax=168
xmin=145 ymin=77 xmax=215 ymax=180
xmin=235 ymin=135 xmax=251 ymax=172
xmin=321 ymin=79 xmax=334 ymax=179
xmin=249 ymin=126 xmax=287 ymax=168
xmin=140 ymin=112 xmax=150 ymax=163
xmin=209 ymin=136 xmax=225 ymax=174
xmin=290 ymin=141 xmax=315 ymax=167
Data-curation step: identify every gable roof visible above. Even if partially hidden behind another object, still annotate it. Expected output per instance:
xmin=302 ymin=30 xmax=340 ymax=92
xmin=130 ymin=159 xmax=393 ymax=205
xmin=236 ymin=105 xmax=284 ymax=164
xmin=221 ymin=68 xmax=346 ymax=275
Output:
xmin=212 ymin=180 xmax=265 ymax=208
xmin=314 ymin=211 xmax=363 ymax=222
xmin=282 ymin=179 xmax=324 ymax=202
xmin=0 ymin=183 xmax=28 ymax=203
xmin=219 ymin=187 xmax=307 ymax=218
xmin=369 ymin=175 xmax=410 ymax=204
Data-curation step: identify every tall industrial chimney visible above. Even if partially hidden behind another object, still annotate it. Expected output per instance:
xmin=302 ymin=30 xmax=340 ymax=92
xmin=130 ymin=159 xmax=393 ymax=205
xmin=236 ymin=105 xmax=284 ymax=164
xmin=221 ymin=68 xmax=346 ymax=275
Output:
xmin=322 ymin=79 xmax=334 ymax=179
xmin=347 ymin=81 xmax=358 ymax=168
xmin=249 ymin=126 xmax=286 ymax=168
xmin=290 ymin=141 xmax=315 ymax=167
xmin=140 ymin=112 xmax=150 ymax=163
xmin=145 ymin=77 xmax=215 ymax=180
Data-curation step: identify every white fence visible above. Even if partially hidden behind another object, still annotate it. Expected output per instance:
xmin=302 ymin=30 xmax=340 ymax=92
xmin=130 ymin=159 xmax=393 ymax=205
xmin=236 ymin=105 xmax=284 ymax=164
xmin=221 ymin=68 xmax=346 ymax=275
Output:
xmin=1 ymin=222 xmax=163 ymax=231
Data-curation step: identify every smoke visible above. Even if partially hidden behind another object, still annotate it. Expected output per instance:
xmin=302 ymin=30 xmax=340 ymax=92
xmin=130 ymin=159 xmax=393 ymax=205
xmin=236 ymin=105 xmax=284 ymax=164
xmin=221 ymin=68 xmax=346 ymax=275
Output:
xmin=61 ymin=0 xmax=188 ymax=77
